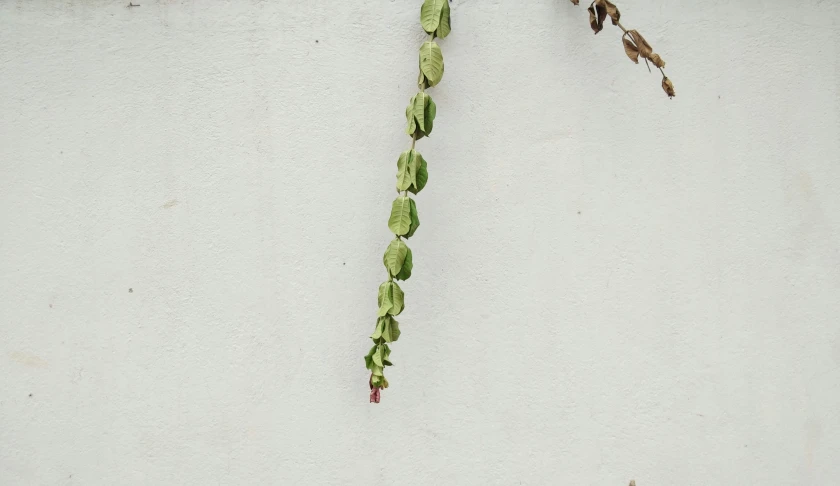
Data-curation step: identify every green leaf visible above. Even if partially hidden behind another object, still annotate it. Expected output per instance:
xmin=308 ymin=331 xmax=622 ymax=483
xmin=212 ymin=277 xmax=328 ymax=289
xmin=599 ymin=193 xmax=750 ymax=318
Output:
xmin=377 ymin=282 xmax=390 ymax=308
xmin=371 ymin=317 xmax=385 ymax=341
xmin=405 ymin=102 xmax=416 ymax=135
xmin=437 ymin=0 xmax=451 ymax=38
xmin=388 ymin=196 xmax=413 ymax=236
xmin=371 ymin=373 xmax=384 ymax=386
xmin=395 ymin=246 xmax=413 ymax=281
xmin=390 ymin=282 xmax=404 ymax=315
xmin=419 ymin=41 xmax=444 ymax=87
xmin=420 ymin=0 xmax=446 ymax=34
xmin=418 ymin=70 xmax=429 ymax=90
xmin=406 ymin=94 xmax=437 ymax=139
xmin=412 ymin=93 xmax=429 ymax=133
xmin=383 ymin=239 xmax=409 ymax=277
xmin=377 ymin=282 xmax=393 ymax=317
xmin=383 ymin=318 xmax=401 ymax=343
xmin=372 ymin=345 xmax=384 ymax=367
xmin=425 ymin=96 xmax=437 ymax=135
xmin=409 ymin=155 xmax=428 ymax=194
xmin=406 ymin=198 xmax=420 ymax=238
xmin=364 ymin=345 xmax=377 ymax=369
xmin=407 ymin=150 xmax=420 ymax=189
xmin=382 ymin=344 xmax=393 ymax=366
xmin=396 ymin=151 xmax=413 ymax=192
xmin=371 ymin=364 xmax=384 ymax=377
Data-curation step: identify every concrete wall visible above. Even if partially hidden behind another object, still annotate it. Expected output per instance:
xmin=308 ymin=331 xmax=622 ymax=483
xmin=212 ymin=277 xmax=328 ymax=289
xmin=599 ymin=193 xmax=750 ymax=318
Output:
xmin=2 ymin=1 xmax=839 ymax=484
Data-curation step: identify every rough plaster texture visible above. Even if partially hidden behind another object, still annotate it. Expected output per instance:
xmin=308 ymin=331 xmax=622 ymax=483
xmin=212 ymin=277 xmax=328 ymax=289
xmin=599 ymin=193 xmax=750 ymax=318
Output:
xmin=1 ymin=1 xmax=839 ymax=484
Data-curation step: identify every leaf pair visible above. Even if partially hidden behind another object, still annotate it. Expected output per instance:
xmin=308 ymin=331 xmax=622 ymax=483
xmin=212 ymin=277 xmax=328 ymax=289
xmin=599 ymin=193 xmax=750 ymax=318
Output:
xmin=588 ymin=0 xmax=620 ymax=34
xmin=420 ymin=0 xmax=451 ymax=39
xmin=620 ymin=30 xmax=673 ymax=97
xmin=370 ymin=315 xmax=401 ymax=343
xmin=396 ymin=150 xmax=429 ymax=195
xmin=388 ymin=196 xmax=420 ymax=238
xmin=365 ymin=343 xmax=393 ymax=388
xmin=383 ymin=238 xmax=414 ymax=280
xmin=405 ymin=92 xmax=437 ymax=139
xmin=622 ymin=30 xmax=665 ymax=68
xmin=418 ymin=41 xmax=445 ymax=88
xmin=377 ymin=281 xmax=405 ymax=317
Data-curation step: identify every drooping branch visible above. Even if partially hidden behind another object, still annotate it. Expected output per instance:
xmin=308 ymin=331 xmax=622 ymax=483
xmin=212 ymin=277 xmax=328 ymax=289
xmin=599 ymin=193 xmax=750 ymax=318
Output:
xmin=570 ymin=0 xmax=675 ymax=97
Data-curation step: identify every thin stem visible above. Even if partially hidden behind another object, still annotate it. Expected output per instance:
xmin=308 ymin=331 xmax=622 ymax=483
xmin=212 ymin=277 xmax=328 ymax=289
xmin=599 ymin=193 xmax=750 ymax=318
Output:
xmin=607 ymin=7 xmax=670 ymax=82
xmin=615 ymin=20 xmax=628 ymax=33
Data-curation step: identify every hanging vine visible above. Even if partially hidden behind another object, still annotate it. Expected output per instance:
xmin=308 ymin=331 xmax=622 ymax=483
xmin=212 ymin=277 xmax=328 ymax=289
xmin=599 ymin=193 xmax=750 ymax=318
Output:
xmin=365 ymin=0 xmax=449 ymax=403
xmin=366 ymin=0 xmax=673 ymax=403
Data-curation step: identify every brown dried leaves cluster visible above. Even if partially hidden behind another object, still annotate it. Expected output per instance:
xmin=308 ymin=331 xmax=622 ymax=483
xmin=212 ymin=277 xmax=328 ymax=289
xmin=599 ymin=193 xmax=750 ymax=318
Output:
xmin=571 ymin=0 xmax=675 ymax=98
xmin=587 ymin=0 xmax=620 ymax=32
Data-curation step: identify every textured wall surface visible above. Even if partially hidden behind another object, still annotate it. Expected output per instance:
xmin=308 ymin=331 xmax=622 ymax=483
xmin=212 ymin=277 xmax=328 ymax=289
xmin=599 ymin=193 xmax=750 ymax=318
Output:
xmin=2 ymin=1 xmax=839 ymax=484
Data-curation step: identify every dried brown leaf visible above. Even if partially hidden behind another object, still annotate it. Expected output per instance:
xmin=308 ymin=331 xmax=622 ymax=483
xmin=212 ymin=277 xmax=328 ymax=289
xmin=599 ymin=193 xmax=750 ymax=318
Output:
xmin=662 ymin=77 xmax=675 ymax=98
xmin=596 ymin=0 xmax=620 ymax=25
xmin=569 ymin=0 xmax=580 ymax=5
xmin=622 ymin=35 xmax=639 ymax=63
xmin=588 ymin=2 xmax=607 ymax=34
xmin=628 ymin=30 xmax=653 ymax=59
xmin=649 ymin=53 xmax=666 ymax=69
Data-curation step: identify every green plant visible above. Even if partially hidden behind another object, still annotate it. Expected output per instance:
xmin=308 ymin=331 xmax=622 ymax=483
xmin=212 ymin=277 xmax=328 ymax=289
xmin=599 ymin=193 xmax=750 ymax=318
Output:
xmin=366 ymin=0 xmax=449 ymax=404
xmin=367 ymin=0 xmax=673 ymax=403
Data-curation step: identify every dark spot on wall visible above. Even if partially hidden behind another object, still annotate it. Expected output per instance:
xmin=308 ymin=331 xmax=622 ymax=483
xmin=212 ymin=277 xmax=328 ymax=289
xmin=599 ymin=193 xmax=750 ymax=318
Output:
xmin=128 ymin=288 xmax=133 ymax=293
xmin=28 ymin=393 xmax=32 ymax=397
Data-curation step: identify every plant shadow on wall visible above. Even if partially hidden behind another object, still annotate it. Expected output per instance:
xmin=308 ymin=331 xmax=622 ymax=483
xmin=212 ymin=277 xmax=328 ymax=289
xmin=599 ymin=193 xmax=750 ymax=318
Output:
xmin=365 ymin=0 xmax=675 ymax=404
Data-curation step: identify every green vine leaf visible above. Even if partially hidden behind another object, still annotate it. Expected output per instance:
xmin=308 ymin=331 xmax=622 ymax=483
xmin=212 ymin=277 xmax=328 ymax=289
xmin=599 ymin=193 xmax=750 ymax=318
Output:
xmin=405 ymin=103 xmax=416 ymax=136
xmin=419 ymin=41 xmax=444 ymax=87
xmin=390 ymin=282 xmax=405 ymax=315
xmin=406 ymin=198 xmax=420 ymax=238
xmin=407 ymin=151 xmax=420 ymax=189
xmin=395 ymin=245 xmax=413 ymax=281
xmin=388 ymin=196 xmax=413 ymax=236
xmin=372 ymin=345 xmax=384 ymax=367
xmin=377 ymin=282 xmax=405 ymax=317
xmin=382 ymin=344 xmax=393 ymax=366
xmin=383 ymin=239 xmax=409 ymax=277
xmin=406 ymin=94 xmax=437 ymax=139
xmin=397 ymin=150 xmax=428 ymax=194
xmin=396 ymin=151 xmax=413 ymax=191
xmin=408 ymin=154 xmax=428 ymax=194
xmin=418 ymin=70 xmax=429 ymax=90
xmin=420 ymin=0 xmax=445 ymax=34
xmin=425 ymin=96 xmax=436 ymax=135
xmin=383 ymin=317 xmax=401 ymax=343
xmin=437 ymin=0 xmax=451 ymax=38
xmin=413 ymin=93 xmax=429 ymax=133
xmin=371 ymin=317 xmax=385 ymax=340
xmin=421 ymin=0 xmax=451 ymax=38
xmin=377 ymin=282 xmax=393 ymax=317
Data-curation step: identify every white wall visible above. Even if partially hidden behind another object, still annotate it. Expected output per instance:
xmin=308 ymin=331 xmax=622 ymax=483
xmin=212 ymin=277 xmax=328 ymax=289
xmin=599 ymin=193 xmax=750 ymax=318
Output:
xmin=1 ymin=1 xmax=839 ymax=484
